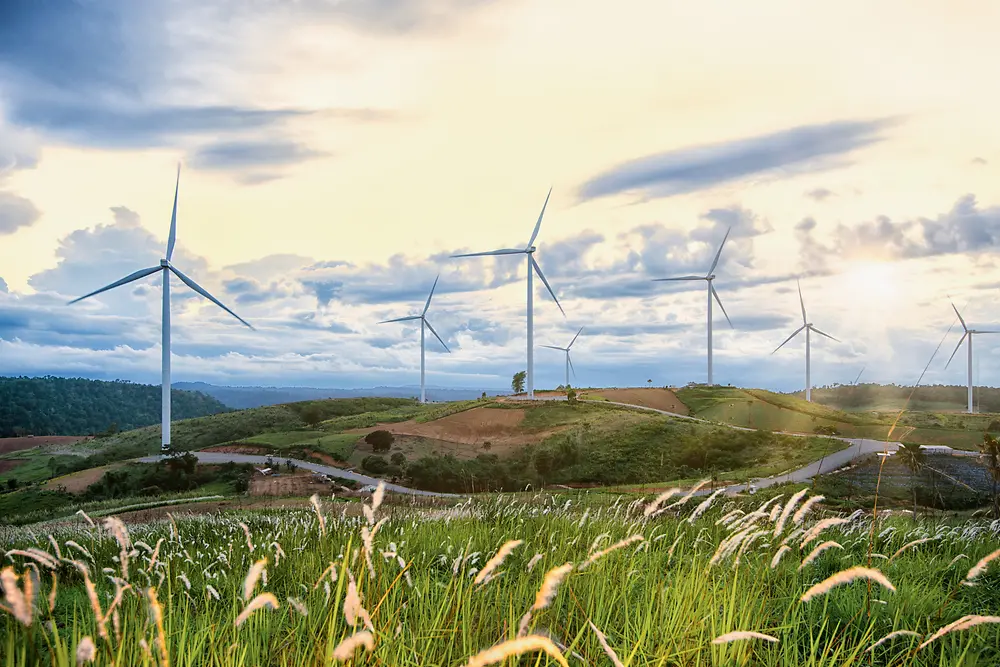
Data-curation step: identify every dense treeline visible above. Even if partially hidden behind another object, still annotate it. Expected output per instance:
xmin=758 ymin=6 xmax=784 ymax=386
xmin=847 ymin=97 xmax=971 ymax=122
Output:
xmin=803 ymin=383 xmax=1000 ymax=412
xmin=0 ymin=376 xmax=230 ymax=437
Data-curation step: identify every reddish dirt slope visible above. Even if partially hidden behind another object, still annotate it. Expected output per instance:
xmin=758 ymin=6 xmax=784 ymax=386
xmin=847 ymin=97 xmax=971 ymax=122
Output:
xmin=0 ymin=435 xmax=89 ymax=454
xmin=355 ymin=406 xmax=558 ymax=446
xmin=584 ymin=388 xmax=689 ymax=415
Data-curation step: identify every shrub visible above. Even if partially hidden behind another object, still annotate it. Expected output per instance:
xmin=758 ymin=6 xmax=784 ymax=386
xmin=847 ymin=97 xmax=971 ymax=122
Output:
xmin=390 ymin=453 xmax=407 ymax=467
xmin=567 ymin=388 xmax=578 ymax=403
xmin=365 ymin=430 xmax=395 ymax=452
xmin=301 ymin=404 xmax=325 ymax=426
xmin=362 ymin=455 xmax=389 ymax=474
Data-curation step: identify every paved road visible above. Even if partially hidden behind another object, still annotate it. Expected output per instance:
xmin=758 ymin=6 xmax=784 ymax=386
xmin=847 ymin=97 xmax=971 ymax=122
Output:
xmin=137 ymin=452 xmax=458 ymax=498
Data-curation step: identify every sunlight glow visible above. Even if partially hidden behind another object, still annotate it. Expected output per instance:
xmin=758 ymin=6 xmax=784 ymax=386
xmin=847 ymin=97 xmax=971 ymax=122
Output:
xmin=843 ymin=261 xmax=899 ymax=302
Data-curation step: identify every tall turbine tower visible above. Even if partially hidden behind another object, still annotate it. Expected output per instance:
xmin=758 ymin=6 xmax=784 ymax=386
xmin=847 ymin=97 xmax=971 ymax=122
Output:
xmin=945 ymin=301 xmax=999 ymax=414
xmin=451 ymin=189 xmax=564 ymax=399
xmin=68 ymin=166 xmax=252 ymax=452
xmin=378 ymin=275 xmax=450 ymax=403
xmin=542 ymin=326 xmax=584 ymax=388
xmin=652 ymin=227 xmax=733 ymax=385
xmin=772 ymin=279 xmax=839 ymax=401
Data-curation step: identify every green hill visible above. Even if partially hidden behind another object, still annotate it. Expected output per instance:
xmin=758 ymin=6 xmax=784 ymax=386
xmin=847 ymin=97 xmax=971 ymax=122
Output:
xmin=0 ymin=376 xmax=230 ymax=437
xmin=806 ymin=382 xmax=1000 ymax=413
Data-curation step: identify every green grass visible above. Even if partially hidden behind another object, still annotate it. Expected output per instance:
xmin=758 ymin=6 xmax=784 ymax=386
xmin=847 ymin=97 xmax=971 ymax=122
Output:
xmin=0 ymin=454 xmax=81 ymax=485
xmin=241 ymin=430 xmax=328 ymax=447
xmin=3 ymin=494 xmax=1000 ymax=665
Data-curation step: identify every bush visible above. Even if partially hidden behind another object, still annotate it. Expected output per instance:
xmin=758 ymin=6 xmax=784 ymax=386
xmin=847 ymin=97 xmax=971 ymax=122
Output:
xmin=362 ymin=455 xmax=389 ymax=474
xmin=301 ymin=404 xmax=325 ymax=427
xmin=567 ymin=388 xmax=578 ymax=403
xmin=365 ymin=430 xmax=395 ymax=453
xmin=390 ymin=453 xmax=407 ymax=467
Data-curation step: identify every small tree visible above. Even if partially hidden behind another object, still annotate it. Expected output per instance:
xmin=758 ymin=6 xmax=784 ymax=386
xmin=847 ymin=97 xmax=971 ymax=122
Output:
xmin=896 ymin=443 xmax=926 ymax=517
xmin=365 ymin=430 xmax=395 ymax=452
xmin=566 ymin=387 xmax=578 ymax=403
xmin=512 ymin=371 xmax=526 ymax=394
xmin=301 ymin=404 xmax=325 ymax=427
xmin=390 ymin=452 xmax=407 ymax=467
xmin=362 ymin=455 xmax=389 ymax=474
xmin=981 ymin=434 xmax=1000 ymax=518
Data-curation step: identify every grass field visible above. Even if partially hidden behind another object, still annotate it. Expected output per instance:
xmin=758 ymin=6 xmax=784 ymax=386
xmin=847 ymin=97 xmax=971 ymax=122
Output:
xmin=3 ymin=489 xmax=1000 ymax=665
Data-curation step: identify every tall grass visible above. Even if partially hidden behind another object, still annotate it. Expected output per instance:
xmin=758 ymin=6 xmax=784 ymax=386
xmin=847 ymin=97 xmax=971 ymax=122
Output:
xmin=2 ymin=489 xmax=1000 ymax=665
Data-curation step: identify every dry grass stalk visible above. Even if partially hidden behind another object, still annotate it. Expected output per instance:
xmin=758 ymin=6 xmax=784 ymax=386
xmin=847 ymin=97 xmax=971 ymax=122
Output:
xmin=48 ymin=572 xmax=58 ymax=613
xmin=665 ymin=479 xmax=711 ymax=510
xmin=82 ymin=570 xmax=106 ymax=639
xmin=148 ymin=538 xmax=164 ymax=572
xmin=235 ymin=593 xmax=280 ymax=627
xmin=866 ymin=629 xmax=920 ymax=652
xmin=711 ymin=630 xmax=779 ymax=644
xmin=798 ymin=541 xmax=843 ymax=570
xmin=76 ymin=509 xmax=96 ymax=528
xmin=800 ymin=566 xmax=896 ymax=602
xmin=238 ymin=522 xmax=254 ymax=552
xmin=103 ymin=517 xmax=131 ymax=580
xmin=643 ymin=488 xmax=680 ymax=517
xmin=773 ymin=488 xmax=809 ymax=537
xmin=343 ymin=575 xmax=374 ymax=632
xmin=474 ymin=540 xmax=523 ymax=585
xmin=526 ymin=554 xmax=544 ymax=572
xmin=463 ymin=636 xmax=569 ymax=667
xmin=888 ymin=537 xmax=935 ymax=563
xmin=146 ymin=587 xmax=170 ymax=667
xmin=800 ymin=517 xmax=849 ymax=548
xmin=6 ymin=548 xmax=59 ymax=570
xmin=532 ymin=563 xmax=573 ymax=611
xmin=243 ymin=558 xmax=268 ymax=601
xmin=581 ymin=535 xmax=644 ymax=569
xmin=332 ymin=631 xmax=374 ymax=661
xmin=589 ymin=621 xmax=625 ymax=667
xmin=792 ymin=495 xmax=824 ymax=524
xmin=688 ymin=489 xmax=725 ymax=524
xmin=286 ymin=597 xmax=308 ymax=617
xmin=309 ymin=494 xmax=326 ymax=537
xmin=918 ymin=615 xmax=1000 ymax=651
xmin=75 ymin=636 xmax=96 ymax=665
xmin=770 ymin=545 xmax=791 ymax=569
xmin=372 ymin=481 xmax=386 ymax=512
xmin=0 ymin=567 xmax=32 ymax=626
xmin=965 ymin=547 xmax=1000 ymax=581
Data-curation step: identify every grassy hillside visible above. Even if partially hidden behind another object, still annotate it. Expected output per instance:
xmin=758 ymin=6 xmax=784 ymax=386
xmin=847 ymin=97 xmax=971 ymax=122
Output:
xmin=807 ymin=382 xmax=1000 ymax=413
xmin=0 ymin=375 xmax=229 ymax=437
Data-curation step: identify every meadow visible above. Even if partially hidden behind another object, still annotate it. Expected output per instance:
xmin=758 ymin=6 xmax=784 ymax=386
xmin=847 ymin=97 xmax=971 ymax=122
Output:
xmin=3 ymin=485 xmax=1000 ymax=666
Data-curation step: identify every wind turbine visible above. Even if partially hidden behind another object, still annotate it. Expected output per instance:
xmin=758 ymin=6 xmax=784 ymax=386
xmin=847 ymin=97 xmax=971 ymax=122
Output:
xmin=451 ymin=189 xmax=564 ymax=399
xmin=68 ymin=165 xmax=252 ymax=452
xmin=652 ymin=227 xmax=733 ymax=385
xmin=772 ymin=279 xmax=840 ymax=402
xmin=379 ymin=275 xmax=450 ymax=404
xmin=542 ymin=326 xmax=584 ymax=388
xmin=945 ymin=301 xmax=999 ymax=414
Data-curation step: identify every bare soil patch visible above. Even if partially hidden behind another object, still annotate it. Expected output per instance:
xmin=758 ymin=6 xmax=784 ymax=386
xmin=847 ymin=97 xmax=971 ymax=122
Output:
xmin=44 ymin=464 xmax=123 ymax=493
xmin=202 ymin=445 xmax=271 ymax=455
xmin=353 ymin=406 xmax=558 ymax=446
xmin=300 ymin=449 xmax=348 ymax=467
xmin=250 ymin=470 xmax=332 ymax=497
xmin=0 ymin=435 xmax=89 ymax=454
xmin=585 ymin=388 xmax=689 ymax=415
xmin=0 ymin=459 xmax=25 ymax=474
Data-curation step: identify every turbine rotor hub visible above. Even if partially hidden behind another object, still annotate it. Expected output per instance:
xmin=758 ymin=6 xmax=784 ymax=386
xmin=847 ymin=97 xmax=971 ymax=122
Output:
xmin=160 ymin=259 xmax=169 ymax=267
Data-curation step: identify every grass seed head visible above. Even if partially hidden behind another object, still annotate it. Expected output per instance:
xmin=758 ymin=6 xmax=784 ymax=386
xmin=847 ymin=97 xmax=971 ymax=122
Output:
xmin=798 ymin=541 xmax=843 ymax=570
xmin=463 ymin=635 xmax=569 ymax=667
xmin=474 ymin=539 xmax=523 ymax=586
xmin=965 ymin=547 xmax=1000 ymax=581
xmin=75 ymin=636 xmax=96 ymax=665
xmin=711 ymin=630 xmax=779 ymax=644
xmin=243 ymin=558 xmax=268 ymax=601
xmin=800 ymin=566 xmax=896 ymax=602
xmin=332 ymin=631 xmax=374 ymax=661
xmin=235 ymin=593 xmax=280 ymax=627
xmin=589 ymin=621 xmax=625 ymax=667
xmin=866 ymin=629 xmax=920 ymax=652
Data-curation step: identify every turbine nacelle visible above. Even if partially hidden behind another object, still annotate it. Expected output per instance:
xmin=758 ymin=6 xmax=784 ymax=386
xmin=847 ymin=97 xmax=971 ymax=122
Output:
xmin=160 ymin=259 xmax=169 ymax=268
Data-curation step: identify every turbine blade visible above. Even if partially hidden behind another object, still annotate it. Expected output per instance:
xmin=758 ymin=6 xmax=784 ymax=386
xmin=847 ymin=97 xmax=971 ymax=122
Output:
xmin=166 ymin=164 xmax=180 ymax=261
xmin=541 ymin=345 xmax=567 ymax=351
xmin=526 ymin=187 xmax=552 ymax=249
xmin=423 ymin=318 xmax=450 ymax=352
xmin=945 ymin=332 xmax=968 ymax=369
xmin=951 ymin=301 xmax=968 ymax=332
xmin=975 ymin=330 xmax=1000 ymax=334
xmin=707 ymin=226 xmax=731 ymax=275
xmin=651 ymin=276 xmax=706 ymax=282
xmin=809 ymin=325 xmax=839 ymax=342
xmin=67 ymin=266 xmax=162 ymax=304
xmin=567 ymin=325 xmax=584 ymax=349
xmin=378 ymin=315 xmax=422 ymax=324
xmin=853 ymin=365 xmax=866 ymax=384
xmin=531 ymin=256 xmax=565 ymax=317
xmin=422 ymin=274 xmax=440 ymax=316
xmin=451 ymin=248 xmax=525 ymax=258
xmin=711 ymin=285 xmax=733 ymax=329
xmin=168 ymin=265 xmax=254 ymax=330
xmin=568 ymin=353 xmax=577 ymax=379
xmin=797 ymin=279 xmax=807 ymax=325
xmin=771 ymin=325 xmax=806 ymax=354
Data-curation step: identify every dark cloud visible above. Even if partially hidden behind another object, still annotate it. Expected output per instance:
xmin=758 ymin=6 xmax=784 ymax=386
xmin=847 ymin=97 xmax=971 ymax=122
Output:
xmin=577 ymin=118 xmax=893 ymax=201
xmin=805 ymin=188 xmax=835 ymax=201
xmin=188 ymin=139 xmax=328 ymax=171
xmin=0 ymin=191 xmax=40 ymax=235
xmin=223 ymin=277 xmax=299 ymax=305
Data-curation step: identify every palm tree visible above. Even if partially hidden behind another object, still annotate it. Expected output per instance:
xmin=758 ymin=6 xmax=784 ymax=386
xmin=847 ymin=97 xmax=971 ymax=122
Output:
xmin=896 ymin=443 xmax=925 ymax=518
xmin=980 ymin=434 xmax=1000 ymax=518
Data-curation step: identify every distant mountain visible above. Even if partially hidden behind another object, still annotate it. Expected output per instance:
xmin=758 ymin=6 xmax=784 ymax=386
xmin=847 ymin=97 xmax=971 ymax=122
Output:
xmin=172 ymin=382 xmax=511 ymax=409
xmin=0 ymin=376 xmax=230 ymax=437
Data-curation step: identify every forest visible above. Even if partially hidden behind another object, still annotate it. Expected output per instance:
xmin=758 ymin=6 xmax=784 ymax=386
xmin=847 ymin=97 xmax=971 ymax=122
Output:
xmin=0 ymin=376 xmax=229 ymax=437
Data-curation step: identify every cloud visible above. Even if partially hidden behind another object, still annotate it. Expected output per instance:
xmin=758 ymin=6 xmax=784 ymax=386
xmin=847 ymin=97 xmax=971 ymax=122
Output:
xmin=577 ymin=118 xmax=893 ymax=201
xmin=0 ymin=191 xmax=40 ymax=235
xmin=973 ymin=157 xmax=988 ymax=165
xmin=805 ymin=188 xmax=835 ymax=201
xmin=188 ymin=138 xmax=328 ymax=182
xmin=0 ymin=276 xmax=7 ymax=293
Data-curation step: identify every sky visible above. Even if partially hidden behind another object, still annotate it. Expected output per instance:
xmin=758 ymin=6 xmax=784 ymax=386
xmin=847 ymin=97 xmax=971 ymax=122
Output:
xmin=1 ymin=0 xmax=1000 ymax=393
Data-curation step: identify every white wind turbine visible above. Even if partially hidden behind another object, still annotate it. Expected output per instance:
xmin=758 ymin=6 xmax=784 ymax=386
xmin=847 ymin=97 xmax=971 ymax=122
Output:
xmin=68 ymin=165 xmax=252 ymax=452
xmin=652 ymin=227 xmax=733 ymax=385
xmin=542 ymin=326 xmax=584 ymax=388
xmin=771 ymin=279 xmax=839 ymax=402
xmin=378 ymin=275 xmax=450 ymax=404
xmin=945 ymin=301 xmax=1000 ymax=414
xmin=451 ymin=188 xmax=564 ymax=399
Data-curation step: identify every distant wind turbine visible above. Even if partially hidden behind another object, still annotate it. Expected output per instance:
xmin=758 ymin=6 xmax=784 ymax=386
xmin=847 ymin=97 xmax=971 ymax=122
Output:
xmin=379 ymin=275 xmax=450 ymax=404
xmin=542 ymin=326 xmax=584 ymax=388
xmin=945 ymin=301 xmax=999 ymax=414
xmin=652 ymin=227 xmax=733 ymax=385
xmin=68 ymin=165 xmax=252 ymax=452
xmin=853 ymin=365 xmax=866 ymax=385
xmin=451 ymin=189 xmax=564 ymax=399
xmin=772 ymin=279 xmax=840 ymax=402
